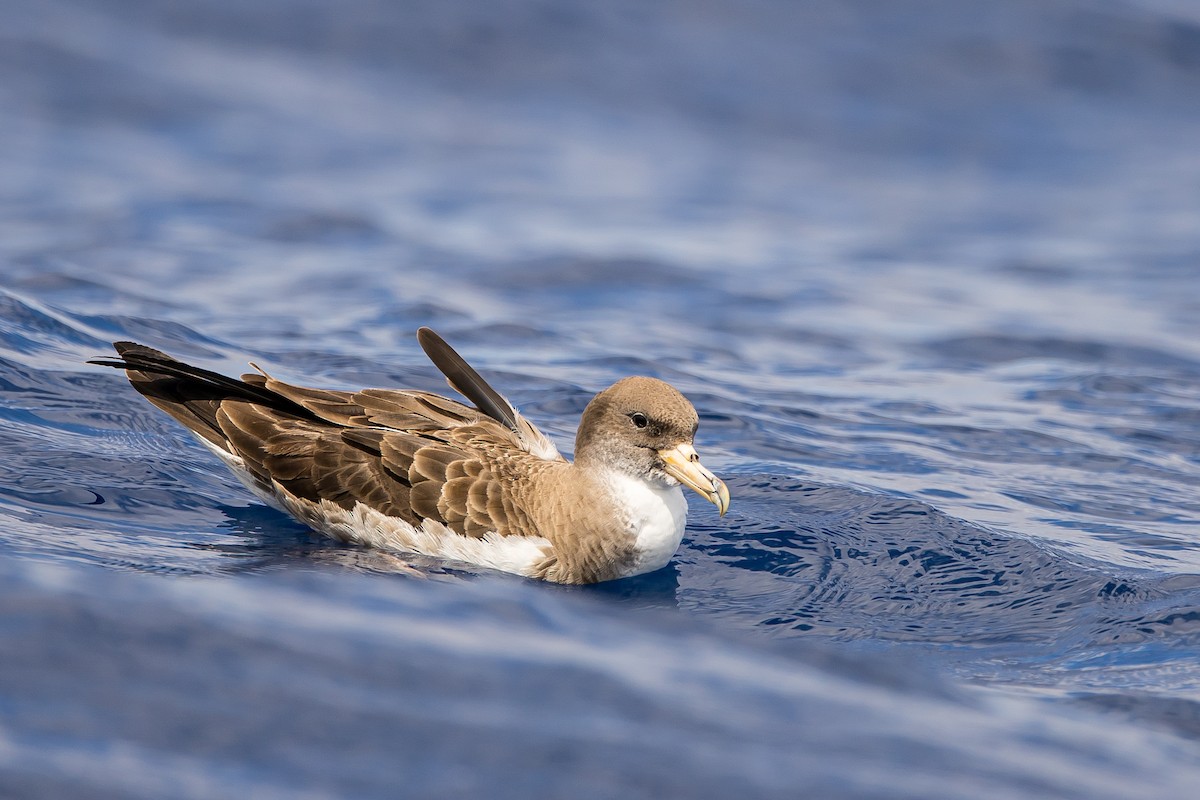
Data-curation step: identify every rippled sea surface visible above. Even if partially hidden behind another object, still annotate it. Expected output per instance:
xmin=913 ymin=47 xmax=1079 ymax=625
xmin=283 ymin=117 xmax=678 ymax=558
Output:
xmin=3 ymin=1 xmax=1200 ymax=797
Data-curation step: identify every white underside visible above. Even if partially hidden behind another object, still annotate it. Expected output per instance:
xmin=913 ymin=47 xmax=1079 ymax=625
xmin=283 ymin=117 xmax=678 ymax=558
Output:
xmin=287 ymin=498 xmax=554 ymax=577
xmin=196 ymin=436 xmax=688 ymax=581
xmin=598 ymin=468 xmax=688 ymax=578
xmin=195 ymin=437 xmax=552 ymax=578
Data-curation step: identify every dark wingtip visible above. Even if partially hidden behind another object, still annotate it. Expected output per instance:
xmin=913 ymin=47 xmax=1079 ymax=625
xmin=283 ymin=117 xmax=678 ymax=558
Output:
xmin=90 ymin=342 xmax=126 ymax=368
xmin=416 ymin=326 xmax=451 ymax=365
xmin=113 ymin=340 xmax=173 ymax=358
xmin=89 ymin=341 xmax=171 ymax=370
xmin=88 ymin=340 xmax=319 ymax=421
xmin=416 ymin=326 xmax=519 ymax=433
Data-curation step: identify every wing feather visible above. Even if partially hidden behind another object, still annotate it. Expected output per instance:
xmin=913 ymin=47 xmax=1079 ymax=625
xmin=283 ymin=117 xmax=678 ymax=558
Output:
xmin=417 ymin=327 xmax=519 ymax=432
xmin=94 ymin=337 xmax=562 ymax=545
xmin=235 ymin=329 xmax=562 ymax=461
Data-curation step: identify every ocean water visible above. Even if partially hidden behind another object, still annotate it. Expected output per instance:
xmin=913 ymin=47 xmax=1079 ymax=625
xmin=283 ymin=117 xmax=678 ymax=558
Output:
xmin=3 ymin=0 xmax=1200 ymax=797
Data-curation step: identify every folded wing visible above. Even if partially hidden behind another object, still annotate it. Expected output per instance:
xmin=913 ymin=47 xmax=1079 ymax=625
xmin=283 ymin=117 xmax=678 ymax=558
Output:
xmin=90 ymin=333 xmax=559 ymax=540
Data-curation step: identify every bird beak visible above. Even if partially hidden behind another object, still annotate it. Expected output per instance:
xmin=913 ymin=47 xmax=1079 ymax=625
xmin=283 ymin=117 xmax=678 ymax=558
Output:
xmin=658 ymin=443 xmax=730 ymax=516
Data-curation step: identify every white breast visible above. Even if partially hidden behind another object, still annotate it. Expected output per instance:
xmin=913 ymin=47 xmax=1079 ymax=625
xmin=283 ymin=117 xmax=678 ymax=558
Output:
xmin=600 ymin=470 xmax=689 ymax=578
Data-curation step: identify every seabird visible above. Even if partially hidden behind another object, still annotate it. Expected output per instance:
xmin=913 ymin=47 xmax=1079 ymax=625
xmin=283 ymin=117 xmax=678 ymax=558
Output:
xmin=91 ymin=328 xmax=729 ymax=584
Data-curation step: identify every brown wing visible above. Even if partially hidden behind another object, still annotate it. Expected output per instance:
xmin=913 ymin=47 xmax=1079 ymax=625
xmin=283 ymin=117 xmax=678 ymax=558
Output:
xmin=215 ymin=401 xmax=545 ymax=539
xmin=244 ymin=368 xmax=562 ymax=461
xmin=242 ymin=372 xmax=478 ymax=430
xmin=94 ymin=340 xmax=561 ymax=540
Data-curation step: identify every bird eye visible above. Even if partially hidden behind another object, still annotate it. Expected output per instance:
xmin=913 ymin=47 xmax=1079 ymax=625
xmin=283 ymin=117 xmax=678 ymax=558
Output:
xmin=630 ymin=412 xmax=649 ymax=429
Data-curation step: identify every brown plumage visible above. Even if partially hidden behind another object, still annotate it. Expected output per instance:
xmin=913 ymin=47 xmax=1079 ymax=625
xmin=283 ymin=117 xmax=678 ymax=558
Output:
xmin=91 ymin=328 xmax=729 ymax=584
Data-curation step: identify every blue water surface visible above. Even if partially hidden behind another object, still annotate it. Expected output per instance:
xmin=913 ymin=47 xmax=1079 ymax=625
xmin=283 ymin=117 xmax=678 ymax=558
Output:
xmin=2 ymin=1 xmax=1200 ymax=797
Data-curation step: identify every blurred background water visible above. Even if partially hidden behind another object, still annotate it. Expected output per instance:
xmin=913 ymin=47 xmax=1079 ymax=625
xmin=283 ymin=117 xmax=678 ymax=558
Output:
xmin=2 ymin=0 xmax=1200 ymax=797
